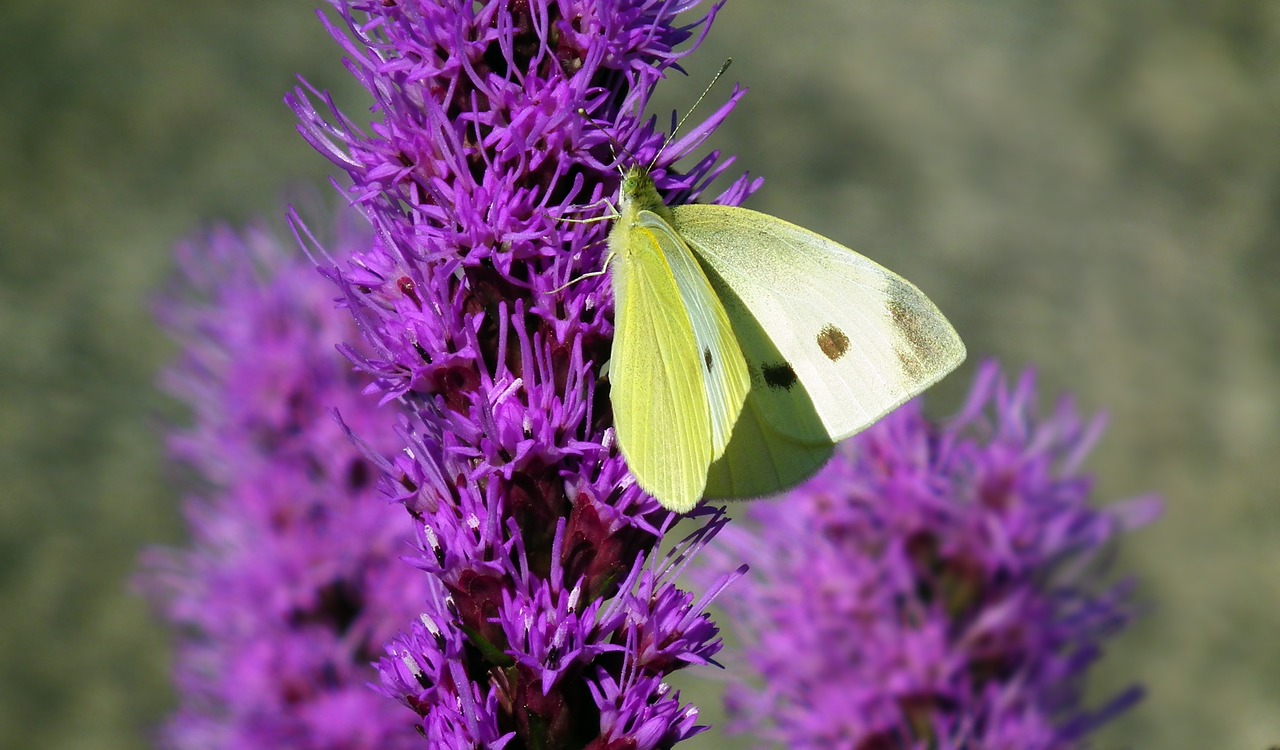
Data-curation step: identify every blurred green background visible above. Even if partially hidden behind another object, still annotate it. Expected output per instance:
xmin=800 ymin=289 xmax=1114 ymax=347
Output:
xmin=2 ymin=1 xmax=1276 ymax=748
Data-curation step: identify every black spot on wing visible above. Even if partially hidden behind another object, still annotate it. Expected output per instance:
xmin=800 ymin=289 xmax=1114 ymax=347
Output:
xmin=816 ymin=324 xmax=850 ymax=361
xmin=704 ymin=347 xmax=713 ymax=373
xmin=762 ymin=361 xmax=798 ymax=390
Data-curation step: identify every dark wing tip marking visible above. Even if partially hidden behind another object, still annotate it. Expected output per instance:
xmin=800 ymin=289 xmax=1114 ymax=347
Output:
xmin=761 ymin=361 xmax=798 ymax=390
xmin=816 ymin=324 xmax=850 ymax=361
xmin=886 ymin=278 xmax=947 ymax=381
xmin=704 ymin=347 xmax=713 ymax=373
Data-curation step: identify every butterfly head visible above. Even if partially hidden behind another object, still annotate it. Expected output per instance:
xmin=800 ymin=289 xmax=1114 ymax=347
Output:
xmin=617 ymin=166 xmax=667 ymax=219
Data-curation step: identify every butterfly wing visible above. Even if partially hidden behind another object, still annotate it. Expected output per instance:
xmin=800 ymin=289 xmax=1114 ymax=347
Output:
xmin=700 ymin=267 xmax=835 ymax=499
xmin=674 ymin=204 xmax=965 ymax=446
xmin=703 ymin=393 xmax=836 ymax=499
xmin=609 ymin=209 xmax=749 ymax=512
xmin=635 ymin=210 xmax=750 ymax=459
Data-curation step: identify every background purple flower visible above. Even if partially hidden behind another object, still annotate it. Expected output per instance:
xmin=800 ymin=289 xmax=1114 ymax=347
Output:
xmin=285 ymin=0 xmax=755 ymax=746
xmin=11 ymin=0 xmax=1276 ymax=747
xmin=695 ymin=362 xmax=1161 ymax=750
xmin=139 ymin=218 xmax=431 ymax=749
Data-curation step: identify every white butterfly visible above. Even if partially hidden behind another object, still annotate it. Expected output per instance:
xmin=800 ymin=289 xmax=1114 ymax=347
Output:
xmin=607 ymin=165 xmax=965 ymax=512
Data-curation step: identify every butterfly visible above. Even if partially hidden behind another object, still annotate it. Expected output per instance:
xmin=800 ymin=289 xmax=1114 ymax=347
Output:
xmin=606 ymin=164 xmax=966 ymax=512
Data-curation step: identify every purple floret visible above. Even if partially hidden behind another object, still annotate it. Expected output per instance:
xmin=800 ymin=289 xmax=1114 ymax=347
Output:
xmin=285 ymin=0 xmax=756 ymax=745
xmin=696 ymin=362 xmax=1161 ymax=750
xmin=140 ymin=219 xmax=432 ymax=749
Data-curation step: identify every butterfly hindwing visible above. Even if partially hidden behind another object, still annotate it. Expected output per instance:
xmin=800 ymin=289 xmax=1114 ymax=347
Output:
xmin=704 ymin=393 xmax=836 ymax=499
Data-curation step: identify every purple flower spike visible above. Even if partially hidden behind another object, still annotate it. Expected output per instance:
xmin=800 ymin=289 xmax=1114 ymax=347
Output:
xmin=139 ymin=218 xmax=433 ymax=749
xmin=696 ymin=361 xmax=1161 ymax=750
xmin=288 ymin=0 xmax=752 ymax=746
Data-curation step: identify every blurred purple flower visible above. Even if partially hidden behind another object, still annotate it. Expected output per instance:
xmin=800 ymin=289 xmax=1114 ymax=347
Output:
xmin=696 ymin=362 xmax=1161 ymax=750
xmin=285 ymin=0 xmax=754 ymax=746
xmin=139 ymin=218 xmax=432 ymax=749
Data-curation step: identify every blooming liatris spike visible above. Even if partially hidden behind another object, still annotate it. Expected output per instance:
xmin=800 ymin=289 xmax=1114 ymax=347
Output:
xmin=287 ymin=0 xmax=752 ymax=746
xmin=696 ymin=362 xmax=1162 ymax=750
xmin=139 ymin=218 xmax=432 ymax=749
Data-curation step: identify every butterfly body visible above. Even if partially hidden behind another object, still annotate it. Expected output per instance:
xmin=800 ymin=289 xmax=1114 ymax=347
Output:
xmin=607 ymin=167 xmax=965 ymax=512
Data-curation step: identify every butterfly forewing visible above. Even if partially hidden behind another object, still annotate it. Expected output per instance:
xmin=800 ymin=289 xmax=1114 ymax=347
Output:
xmin=674 ymin=204 xmax=966 ymax=445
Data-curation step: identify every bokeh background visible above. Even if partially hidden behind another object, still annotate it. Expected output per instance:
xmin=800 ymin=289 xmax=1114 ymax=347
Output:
xmin=3 ymin=1 xmax=1277 ymax=748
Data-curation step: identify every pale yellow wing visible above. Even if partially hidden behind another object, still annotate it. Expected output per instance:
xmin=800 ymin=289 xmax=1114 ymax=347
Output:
xmin=609 ymin=209 xmax=749 ymax=512
xmin=635 ymin=210 xmax=749 ymax=458
xmin=674 ymin=203 xmax=965 ymax=445
xmin=703 ymin=394 xmax=835 ymax=500
xmin=702 ymin=272 xmax=833 ymax=499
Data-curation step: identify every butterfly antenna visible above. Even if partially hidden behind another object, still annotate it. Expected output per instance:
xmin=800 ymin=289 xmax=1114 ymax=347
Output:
xmin=578 ymin=107 xmax=634 ymax=175
xmin=650 ymin=58 xmax=733 ymax=170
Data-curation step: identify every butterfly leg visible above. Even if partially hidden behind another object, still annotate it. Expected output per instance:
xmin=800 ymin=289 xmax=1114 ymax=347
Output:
xmin=555 ymin=198 xmax=619 ymax=224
